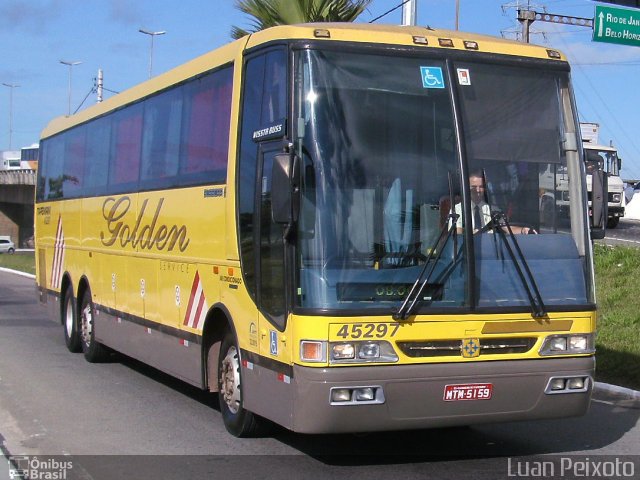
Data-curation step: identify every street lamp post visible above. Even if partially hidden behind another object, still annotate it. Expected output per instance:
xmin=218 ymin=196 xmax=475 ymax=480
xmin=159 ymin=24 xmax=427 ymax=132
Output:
xmin=139 ymin=28 xmax=166 ymax=78
xmin=2 ymin=82 xmax=19 ymax=150
xmin=59 ymin=60 xmax=82 ymax=115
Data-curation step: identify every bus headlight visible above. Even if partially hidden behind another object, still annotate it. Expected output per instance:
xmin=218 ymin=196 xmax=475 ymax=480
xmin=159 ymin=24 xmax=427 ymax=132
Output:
xmin=358 ymin=342 xmax=380 ymax=359
xmin=332 ymin=343 xmax=355 ymax=360
xmin=330 ymin=341 xmax=398 ymax=364
xmin=539 ymin=333 xmax=594 ymax=356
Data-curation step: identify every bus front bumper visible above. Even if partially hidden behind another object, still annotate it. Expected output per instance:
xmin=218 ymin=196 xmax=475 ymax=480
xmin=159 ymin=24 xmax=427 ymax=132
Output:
xmin=289 ymin=357 xmax=594 ymax=434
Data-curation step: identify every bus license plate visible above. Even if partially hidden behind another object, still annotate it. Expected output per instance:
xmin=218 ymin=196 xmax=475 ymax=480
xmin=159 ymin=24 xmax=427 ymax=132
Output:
xmin=443 ymin=383 xmax=493 ymax=401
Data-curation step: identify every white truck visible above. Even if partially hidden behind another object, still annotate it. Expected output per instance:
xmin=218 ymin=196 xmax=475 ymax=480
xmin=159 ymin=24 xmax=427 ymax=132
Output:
xmin=580 ymin=122 xmax=625 ymax=228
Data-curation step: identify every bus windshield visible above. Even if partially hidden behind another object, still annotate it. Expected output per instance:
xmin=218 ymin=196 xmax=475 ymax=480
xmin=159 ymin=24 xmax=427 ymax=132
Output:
xmin=585 ymin=147 xmax=620 ymax=177
xmin=294 ymin=48 xmax=591 ymax=312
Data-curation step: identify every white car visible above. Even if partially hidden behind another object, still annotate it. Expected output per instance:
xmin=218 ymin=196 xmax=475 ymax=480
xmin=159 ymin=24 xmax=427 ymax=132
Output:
xmin=0 ymin=236 xmax=15 ymax=254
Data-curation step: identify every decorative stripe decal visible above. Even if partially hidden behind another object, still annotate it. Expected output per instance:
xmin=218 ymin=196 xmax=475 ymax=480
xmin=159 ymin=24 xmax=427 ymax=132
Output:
xmin=183 ymin=271 xmax=208 ymax=330
xmin=51 ymin=215 xmax=65 ymax=289
xmin=96 ymin=303 xmax=202 ymax=345
xmin=241 ymin=348 xmax=294 ymax=379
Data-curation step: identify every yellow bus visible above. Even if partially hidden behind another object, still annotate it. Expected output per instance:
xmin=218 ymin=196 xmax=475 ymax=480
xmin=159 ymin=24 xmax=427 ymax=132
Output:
xmin=36 ymin=23 xmax=598 ymax=437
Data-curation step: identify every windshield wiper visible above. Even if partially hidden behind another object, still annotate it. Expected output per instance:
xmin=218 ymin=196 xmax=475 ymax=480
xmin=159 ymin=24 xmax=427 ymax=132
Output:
xmin=481 ymin=170 xmax=546 ymax=318
xmin=393 ymin=173 xmax=459 ymax=321
xmin=489 ymin=212 xmax=546 ymax=317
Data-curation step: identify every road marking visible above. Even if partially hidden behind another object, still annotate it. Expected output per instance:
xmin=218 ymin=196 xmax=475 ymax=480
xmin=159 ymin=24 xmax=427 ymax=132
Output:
xmin=605 ymin=237 xmax=640 ymax=245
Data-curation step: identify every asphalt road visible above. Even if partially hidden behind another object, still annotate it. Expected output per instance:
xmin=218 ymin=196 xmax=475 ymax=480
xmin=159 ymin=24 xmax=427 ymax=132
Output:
xmin=600 ymin=218 xmax=640 ymax=248
xmin=0 ymin=270 xmax=638 ymax=480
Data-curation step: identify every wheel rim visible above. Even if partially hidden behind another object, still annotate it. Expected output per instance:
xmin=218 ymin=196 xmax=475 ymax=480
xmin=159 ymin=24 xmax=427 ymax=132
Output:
xmin=64 ymin=295 xmax=74 ymax=336
xmin=80 ymin=302 xmax=93 ymax=348
xmin=220 ymin=345 xmax=241 ymax=414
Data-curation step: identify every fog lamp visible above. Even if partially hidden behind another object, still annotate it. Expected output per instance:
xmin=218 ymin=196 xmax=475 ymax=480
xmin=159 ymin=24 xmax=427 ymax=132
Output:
xmin=331 ymin=388 xmax=352 ymax=403
xmin=354 ymin=387 xmax=375 ymax=402
xmin=568 ymin=377 xmax=585 ymax=390
xmin=550 ymin=378 xmax=566 ymax=391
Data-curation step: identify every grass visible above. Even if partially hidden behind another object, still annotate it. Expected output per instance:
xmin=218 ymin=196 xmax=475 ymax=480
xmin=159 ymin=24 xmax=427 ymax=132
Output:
xmin=1 ymin=247 xmax=638 ymax=390
xmin=0 ymin=251 xmax=35 ymax=275
xmin=592 ymin=244 xmax=640 ymax=390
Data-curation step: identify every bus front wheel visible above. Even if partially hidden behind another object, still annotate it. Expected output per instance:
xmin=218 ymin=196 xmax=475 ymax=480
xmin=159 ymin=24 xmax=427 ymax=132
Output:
xmin=62 ymin=287 xmax=81 ymax=353
xmin=79 ymin=288 xmax=109 ymax=363
xmin=218 ymin=330 xmax=270 ymax=437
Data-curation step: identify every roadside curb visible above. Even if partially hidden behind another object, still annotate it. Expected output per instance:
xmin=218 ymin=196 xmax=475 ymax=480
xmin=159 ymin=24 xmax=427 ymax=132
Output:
xmin=0 ymin=267 xmax=35 ymax=280
xmin=593 ymin=382 xmax=640 ymax=409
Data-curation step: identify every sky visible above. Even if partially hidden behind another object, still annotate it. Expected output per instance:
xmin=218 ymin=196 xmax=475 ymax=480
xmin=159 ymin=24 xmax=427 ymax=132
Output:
xmin=2 ymin=0 xmax=640 ymax=177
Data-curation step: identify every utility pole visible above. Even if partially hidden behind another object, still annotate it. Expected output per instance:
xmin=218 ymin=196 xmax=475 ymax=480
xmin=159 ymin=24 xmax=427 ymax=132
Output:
xmin=518 ymin=9 xmax=537 ymax=43
xmin=2 ymin=82 xmax=19 ymax=150
xmin=401 ymin=0 xmax=417 ymax=26
xmin=97 ymin=69 xmax=103 ymax=103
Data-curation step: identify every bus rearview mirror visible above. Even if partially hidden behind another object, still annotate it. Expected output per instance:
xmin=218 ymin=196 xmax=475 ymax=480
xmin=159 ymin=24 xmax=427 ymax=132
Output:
xmin=590 ymin=169 xmax=607 ymax=239
xmin=272 ymin=152 xmax=300 ymax=226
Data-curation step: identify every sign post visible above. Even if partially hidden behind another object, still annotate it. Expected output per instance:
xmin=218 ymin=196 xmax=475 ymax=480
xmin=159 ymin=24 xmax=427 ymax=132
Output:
xmin=593 ymin=4 xmax=640 ymax=47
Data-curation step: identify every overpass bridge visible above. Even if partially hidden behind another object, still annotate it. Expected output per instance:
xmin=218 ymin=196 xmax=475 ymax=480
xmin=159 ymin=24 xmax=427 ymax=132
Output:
xmin=0 ymin=169 xmax=35 ymax=247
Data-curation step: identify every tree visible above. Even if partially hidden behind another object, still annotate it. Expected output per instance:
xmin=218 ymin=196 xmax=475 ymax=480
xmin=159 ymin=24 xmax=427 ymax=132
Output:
xmin=231 ymin=0 xmax=372 ymax=39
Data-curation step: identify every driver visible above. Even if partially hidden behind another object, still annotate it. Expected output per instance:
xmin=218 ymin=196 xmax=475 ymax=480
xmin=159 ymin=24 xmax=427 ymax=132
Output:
xmin=453 ymin=171 xmax=535 ymax=235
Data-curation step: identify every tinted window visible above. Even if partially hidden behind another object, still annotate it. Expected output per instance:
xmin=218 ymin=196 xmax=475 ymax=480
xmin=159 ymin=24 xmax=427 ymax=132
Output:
xmin=141 ymin=87 xmax=183 ymax=189
xmin=36 ymin=64 xmax=234 ymax=201
xmin=180 ymin=68 xmax=233 ymax=185
xmin=84 ymin=116 xmax=111 ymax=195
xmin=63 ymin=125 xmax=86 ymax=198
xmin=109 ymin=103 xmax=143 ymax=191
xmin=44 ymin=135 xmax=65 ymax=199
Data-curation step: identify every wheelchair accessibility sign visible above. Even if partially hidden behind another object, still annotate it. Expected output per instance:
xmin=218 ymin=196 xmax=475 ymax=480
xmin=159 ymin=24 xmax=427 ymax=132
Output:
xmin=420 ymin=66 xmax=445 ymax=89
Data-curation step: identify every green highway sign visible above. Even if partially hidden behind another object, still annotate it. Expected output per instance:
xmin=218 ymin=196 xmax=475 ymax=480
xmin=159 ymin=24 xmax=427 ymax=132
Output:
xmin=593 ymin=4 xmax=640 ymax=47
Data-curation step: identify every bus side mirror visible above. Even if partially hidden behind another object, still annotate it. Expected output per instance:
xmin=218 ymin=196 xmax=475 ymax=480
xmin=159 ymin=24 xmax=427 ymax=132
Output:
xmin=590 ymin=169 xmax=607 ymax=240
xmin=272 ymin=152 xmax=300 ymax=227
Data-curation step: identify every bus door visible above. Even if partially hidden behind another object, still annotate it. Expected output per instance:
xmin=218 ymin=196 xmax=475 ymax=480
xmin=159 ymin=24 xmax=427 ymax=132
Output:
xmin=255 ymin=143 xmax=288 ymax=362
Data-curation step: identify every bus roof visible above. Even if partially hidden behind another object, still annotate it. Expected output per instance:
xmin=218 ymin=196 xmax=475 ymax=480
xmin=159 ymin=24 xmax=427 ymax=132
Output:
xmin=41 ymin=22 xmax=567 ymax=140
xmin=584 ymin=143 xmax=617 ymax=153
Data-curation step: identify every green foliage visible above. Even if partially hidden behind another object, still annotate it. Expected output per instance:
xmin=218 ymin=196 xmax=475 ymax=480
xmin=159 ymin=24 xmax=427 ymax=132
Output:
xmin=0 ymin=252 xmax=35 ymax=275
xmin=592 ymin=244 xmax=640 ymax=390
xmin=231 ymin=0 xmax=372 ymax=39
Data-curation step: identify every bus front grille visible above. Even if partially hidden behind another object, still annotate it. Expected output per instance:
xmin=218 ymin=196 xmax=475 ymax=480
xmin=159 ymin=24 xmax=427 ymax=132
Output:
xmin=396 ymin=338 xmax=537 ymax=358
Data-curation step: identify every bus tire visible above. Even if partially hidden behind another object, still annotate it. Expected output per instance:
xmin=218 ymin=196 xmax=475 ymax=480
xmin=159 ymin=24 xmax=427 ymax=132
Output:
xmin=607 ymin=217 xmax=619 ymax=229
xmin=218 ymin=330 xmax=270 ymax=437
xmin=62 ymin=287 xmax=82 ymax=353
xmin=79 ymin=288 xmax=109 ymax=363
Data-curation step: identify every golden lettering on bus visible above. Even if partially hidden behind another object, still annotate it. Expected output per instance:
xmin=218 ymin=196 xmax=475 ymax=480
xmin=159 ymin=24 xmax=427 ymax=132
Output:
xmin=100 ymin=196 xmax=191 ymax=252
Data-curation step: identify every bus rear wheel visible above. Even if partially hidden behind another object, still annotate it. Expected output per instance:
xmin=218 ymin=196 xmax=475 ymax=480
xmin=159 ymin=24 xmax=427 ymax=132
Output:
xmin=218 ymin=330 xmax=270 ymax=437
xmin=79 ymin=288 xmax=109 ymax=363
xmin=62 ymin=288 xmax=81 ymax=353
